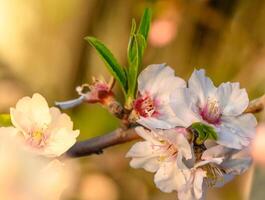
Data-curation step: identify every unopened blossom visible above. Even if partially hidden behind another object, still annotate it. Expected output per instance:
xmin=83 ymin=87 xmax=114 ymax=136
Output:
xmin=170 ymin=69 xmax=257 ymax=149
xmin=126 ymin=126 xmax=192 ymax=193
xmin=131 ymin=64 xmax=186 ymax=129
xmin=10 ymin=93 xmax=79 ymax=157
xmin=56 ymin=77 xmax=114 ymax=109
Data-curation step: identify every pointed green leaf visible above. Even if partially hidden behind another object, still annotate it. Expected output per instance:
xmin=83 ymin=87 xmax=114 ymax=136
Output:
xmin=130 ymin=19 xmax=137 ymax=35
xmin=127 ymin=34 xmax=139 ymax=106
xmin=85 ymin=36 xmax=127 ymax=93
xmin=0 ymin=114 xmax=12 ymax=127
xmin=125 ymin=9 xmax=152 ymax=108
xmin=137 ymin=8 xmax=152 ymax=40
xmin=190 ymin=122 xmax=218 ymax=144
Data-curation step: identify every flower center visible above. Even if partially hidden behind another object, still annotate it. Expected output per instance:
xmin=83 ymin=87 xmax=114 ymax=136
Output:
xmin=134 ymin=95 xmax=158 ymax=118
xmin=27 ymin=129 xmax=47 ymax=148
xmin=200 ymin=98 xmax=221 ymax=125
xmin=157 ymin=140 xmax=178 ymax=162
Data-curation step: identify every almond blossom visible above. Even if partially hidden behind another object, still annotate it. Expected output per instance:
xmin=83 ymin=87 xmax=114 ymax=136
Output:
xmin=126 ymin=126 xmax=192 ymax=193
xmin=126 ymin=125 xmax=253 ymax=200
xmin=10 ymin=93 xmax=79 ymax=157
xmin=130 ymin=64 xmax=186 ymax=129
xmin=170 ymin=69 xmax=257 ymax=149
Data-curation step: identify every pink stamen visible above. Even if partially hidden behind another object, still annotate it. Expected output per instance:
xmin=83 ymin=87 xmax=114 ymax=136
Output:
xmin=134 ymin=94 xmax=159 ymax=118
xmin=200 ymin=99 xmax=221 ymax=125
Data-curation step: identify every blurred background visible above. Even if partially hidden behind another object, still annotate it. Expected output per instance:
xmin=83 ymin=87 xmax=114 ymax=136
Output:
xmin=0 ymin=0 xmax=265 ymax=199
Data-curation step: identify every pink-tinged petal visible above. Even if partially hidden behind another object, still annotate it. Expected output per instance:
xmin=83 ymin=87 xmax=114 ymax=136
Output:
xmin=43 ymin=128 xmax=79 ymax=157
xmin=126 ymin=141 xmax=160 ymax=172
xmin=217 ymin=82 xmax=249 ymax=116
xmin=138 ymin=64 xmax=186 ymax=96
xmin=163 ymin=129 xmax=193 ymax=160
xmin=154 ymin=162 xmax=187 ymax=193
xmin=188 ymin=69 xmax=216 ymax=108
xmin=170 ymin=88 xmax=201 ymax=127
xmin=48 ymin=107 xmax=73 ymax=131
xmin=217 ymin=114 xmax=257 ymax=149
xmin=11 ymin=93 xmax=51 ymax=130
xmin=201 ymin=144 xmax=231 ymax=161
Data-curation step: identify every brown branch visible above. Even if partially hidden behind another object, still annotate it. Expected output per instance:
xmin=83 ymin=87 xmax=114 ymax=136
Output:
xmin=244 ymin=95 xmax=265 ymax=114
xmin=66 ymin=128 xmax=139 ymax=158
xmin=66 ymin=95 xmax=265 ymax=158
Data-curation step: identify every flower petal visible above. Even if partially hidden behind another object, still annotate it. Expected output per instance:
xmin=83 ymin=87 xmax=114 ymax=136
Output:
xmin=138 ymin=64 xmax=186 ymax=97
xmin=154 ymin=161 xmax=187 ymax=193
xmin=11 ymin=93 xmax=51 ymax=132
xmin=163 ymin=129 xmax=193 ymax=160
xmin=193 ymin=169 xmax=207 ymax=200
xmin=217 ymin=82 xmax=249 ymax=116
xmin=201 ymin=144 xmax=232 ymax=161
xmin=43 ymin=128 xmax=79 ymax=157
xmin=188 ymin=69 xmax=216 ymax=108
xmin=177 ymin=169 xmax=207 ymax=200
xmin=126 ymin=141 xmax=160 ymax=172
xmin=48 ymin=107 xmax=73 ymax=131
xmin=137 ymin=116 xmax=174 ymax=129
xmin=134 ymin=127 xmax=160 ymax=144
xmin=170 ymin=88 xmax=201 ymax=127
xmin=217 ymin=114 xmax=257 ymax=149
xmin=221 ymin=148 xmax=252 ymax=175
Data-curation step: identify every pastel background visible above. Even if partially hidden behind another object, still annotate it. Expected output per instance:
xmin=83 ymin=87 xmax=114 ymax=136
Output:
xmin=0 ymin=0 xmax=265 ymax=199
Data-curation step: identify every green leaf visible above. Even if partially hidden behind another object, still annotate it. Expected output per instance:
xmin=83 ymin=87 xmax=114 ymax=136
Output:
xmin=190 ymin=122 xmax=218 ymax=144
xmin=0 ymin=114 xmax=12 ymax=127
xmin=126 ymin=34 xmax=139 ymax=107
xmin=85 ymin=36 xmax=127 ymax=93
xmin=137 ymin=8 xmax=152 ymax=40
xmin=125 ymin=9 xmax=151 ymax=108
xmin=130 ymin=19 xmax=137 ymax=35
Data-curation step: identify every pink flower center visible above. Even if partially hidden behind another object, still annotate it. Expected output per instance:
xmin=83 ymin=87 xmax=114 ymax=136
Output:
xmin=134 ymin=95 xmax=159 ymax=118
xmin=158 ymin=140 xmax=178 ymax=161
xmin=26 ymin=129 xmax=47 ymax=149
xmin=200 ymin=99 xmax=221 ymax=125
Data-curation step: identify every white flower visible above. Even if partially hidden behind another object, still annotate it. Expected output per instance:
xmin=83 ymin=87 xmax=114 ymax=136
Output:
xmin=10 ymin=93 xmax=79 ymax=157
xmin=126 ymin=126 xmax=192 ymax=193
xmin=177 ymin=148 xmax=224 ymax=200
xmin=170 ymin=69 xmax=257 ymax=149
xmin=132 ymin=64 xmax=186 ymax=129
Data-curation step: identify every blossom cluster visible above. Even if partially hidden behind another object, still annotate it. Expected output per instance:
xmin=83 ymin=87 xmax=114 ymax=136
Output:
xmin=126 ymin=64 xmax=256 ymax=200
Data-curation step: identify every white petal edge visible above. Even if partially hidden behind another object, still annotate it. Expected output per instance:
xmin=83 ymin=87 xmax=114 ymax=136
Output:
xmin=216 ymin=82 xmax=249 ymax=116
